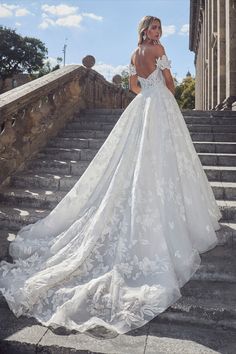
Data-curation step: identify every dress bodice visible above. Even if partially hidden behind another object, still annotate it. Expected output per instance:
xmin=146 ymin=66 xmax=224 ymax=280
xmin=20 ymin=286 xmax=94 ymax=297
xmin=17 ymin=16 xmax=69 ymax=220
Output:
xmin=129 ymin=54 xmax=172 ymax=90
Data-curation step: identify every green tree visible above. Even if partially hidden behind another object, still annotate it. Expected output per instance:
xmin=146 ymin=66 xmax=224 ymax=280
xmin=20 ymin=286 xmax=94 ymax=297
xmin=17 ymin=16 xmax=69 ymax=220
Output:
xmin=120 ymin=68 xmax=129 ymax=90
xmin=35 ymin=57 xmax=63 ymax=78
xmin=0 ymin=26 xmax=48 ymax=80
xmin=175 ymin=76 xmax=195 ymax=109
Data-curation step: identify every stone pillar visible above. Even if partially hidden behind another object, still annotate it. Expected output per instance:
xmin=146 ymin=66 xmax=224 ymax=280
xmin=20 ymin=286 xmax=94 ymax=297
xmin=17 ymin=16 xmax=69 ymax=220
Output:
xmin=224 ymin=0 xmax=236 ymax=109
xmin=195 ymin=54 xmax=199 ymax=109
xmin=199 ymin=24 xmax=203 ymax=109
xmin=201 ymin=6 xmax=205 ymax=110
xmin=211 ymin=0 xmax=218 ymax=109
xmin=207 ymin=0 xmax=212 ymax=109
xmin=205 ymin=2 xmax=209 ymax=110
xmin=202 ymin=4 xmax=207 ymax=110
xmin=198 ymin=35 xmax=203 ymax=109
xmin=216 ymin=0 xmax=226 ymax=108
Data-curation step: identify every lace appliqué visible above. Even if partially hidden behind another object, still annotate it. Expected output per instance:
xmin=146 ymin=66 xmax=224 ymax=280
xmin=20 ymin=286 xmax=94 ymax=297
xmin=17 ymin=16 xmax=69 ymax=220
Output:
xmin=129 ymin=63 xmax=137 ymax=76
xmin=156 ymin=54 xmax=172 ymax=70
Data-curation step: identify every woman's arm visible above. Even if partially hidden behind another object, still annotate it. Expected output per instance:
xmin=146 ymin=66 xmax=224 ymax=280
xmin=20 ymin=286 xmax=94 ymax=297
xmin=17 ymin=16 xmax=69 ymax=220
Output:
xmin=128 ymin=55 xmax=141 ymax=95
xmin=162 ymin=68 xmax=175 ymax=95
xmin=154 ymin=44 xmax=175 ymax=95
xmin=129 ymin=74 xmax=141 ymax=95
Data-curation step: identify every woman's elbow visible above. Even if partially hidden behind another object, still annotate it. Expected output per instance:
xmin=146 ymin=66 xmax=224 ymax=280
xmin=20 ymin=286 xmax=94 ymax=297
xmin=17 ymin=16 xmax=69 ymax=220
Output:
xmin=165 ymin=79 xmax=175 ymax=95
xmin=129 ymin=83 xmax=141 ymax=95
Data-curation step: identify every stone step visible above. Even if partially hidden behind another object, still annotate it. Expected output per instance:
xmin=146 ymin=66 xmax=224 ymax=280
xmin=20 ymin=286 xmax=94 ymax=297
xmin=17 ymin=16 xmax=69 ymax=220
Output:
xmin=194 ymin=141 xmax=236 ymax=154
xmin=187 ymin=124 xmax=236 ymax=133
xmin=1 ymin=186 xmax=236 ymax=215
xmin=190 ymin=132 xmax=236 ymax=142
xmin=211 ymin=181 xmax=236 ymax=200
xmin=181 ymin=110 xmax=236 ymax=117
xmin=38 ymin=148 xmax=236 ymax=167
xmin=59 ymin=128 xmax=236 ymax=142
xmin=1 ymin=306 xmax=235 ymax=354
xmin=83 ymin=108 xmax=236 ymax=118
xmin=0 ymin=193 xmax=235 ymax=225
xmin=11 ymin=172 xmax=79 ymax=191
xmin=192 ymin=244 xmax=236 ymax=282
xmin=79 ymin=121 xmax=236 ymax=134
xmin=217 ymin=200 xmax=236 ymax=221
xmin=12 ymin=171 xmax=236 ymax=202
xmin=181 ymin=278 xmax=236 ymax=299
xmin=78 ymin=113 xmax=236 ymax=127
xmin=219 ymin=222 xmax=236 ymax=245
xmin=25 ymin=161 xmax=236 ymax=183
xmin=80 ymin=108 xmax=236 ymax=117
xmin=198 ymin=153 xmax=236 ymax=166
xmin=204 ymin=165 xmax=236 ymax=182
xmin=0 ymin=205 xmax=50 ymax=230
xmin=78 ymin=113 xmax=236 ymax=125
xmin=157 ymin=291 xmax=236 ymax=331
xmin=48 ymin=138 xmax=236 ymax=156
xmin=84 ymin=108 xmax=124 ymax=115
xmin=78 ymin=113 xmax=120 ymax=123
xmin=67 ymin=120 xmax=115 ymax=131
xmin=146 ymin=321 xmax=236 ymax=354
xmin=69 ymin=119 xmax=236 ymax=133
xmin=8 ymin=168 xmax=236 ymax=201
xmin=59 ymin=129 xmax=110 ymax=139
xmin=0 ymin=187 xmax=67 ymax=209
xmin=49 ymin=137 xmax=236 ymax=155
xmin=38 ymin=147 xmax=98 ymax=161
xmin=48 ymin=136 xmax=106 ymax=149
xmin=185 ymin=117 xmax=236 ymax=125
xmin=26 ymin=159 xmax=91 ymax=176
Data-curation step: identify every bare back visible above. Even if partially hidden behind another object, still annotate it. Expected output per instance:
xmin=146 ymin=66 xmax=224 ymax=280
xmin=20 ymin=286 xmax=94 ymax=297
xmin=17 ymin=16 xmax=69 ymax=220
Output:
xmin=131 ymin=43 xmax=165 ymax=79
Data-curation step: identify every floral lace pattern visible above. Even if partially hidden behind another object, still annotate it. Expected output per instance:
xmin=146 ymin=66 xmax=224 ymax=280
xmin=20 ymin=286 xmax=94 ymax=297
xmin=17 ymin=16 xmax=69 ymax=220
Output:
xmin=0 ymin=53 xmax=221 ymax=335
xmin=129 ymin=55 xmax=172 ymax=91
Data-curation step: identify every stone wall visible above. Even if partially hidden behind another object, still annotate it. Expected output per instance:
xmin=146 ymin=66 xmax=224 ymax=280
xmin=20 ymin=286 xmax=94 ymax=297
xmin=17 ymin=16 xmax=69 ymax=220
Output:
xmin=0 ymin=73 xmax=31 ymax=94
xmin=0 ymin=64 xmax=134 ymax=186
xmin=189 ymin=0 xmax=236 ymax=110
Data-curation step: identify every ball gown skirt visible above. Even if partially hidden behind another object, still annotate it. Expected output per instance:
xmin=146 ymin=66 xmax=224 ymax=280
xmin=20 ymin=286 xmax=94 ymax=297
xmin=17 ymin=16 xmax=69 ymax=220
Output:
xmin=0 ymin=55 xmax=222 ymax=334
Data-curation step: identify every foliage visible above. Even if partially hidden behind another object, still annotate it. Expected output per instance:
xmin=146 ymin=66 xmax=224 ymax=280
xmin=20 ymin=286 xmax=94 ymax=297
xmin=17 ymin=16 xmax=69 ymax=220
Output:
xmin=174 ymin=76 xmax=195 ymax=109
xmin=0 ymin=26 xmax=48 ymax=80
xmin=120 ymin=68 xmax=129 ymax=90
xmin=33 ymin=57 xmax=63 ymax=78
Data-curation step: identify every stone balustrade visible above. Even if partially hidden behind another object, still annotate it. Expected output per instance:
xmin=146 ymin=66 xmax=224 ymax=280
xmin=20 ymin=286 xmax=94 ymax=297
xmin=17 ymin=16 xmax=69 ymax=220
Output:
xmin=0 ymin=61 xmax=134 ymax=186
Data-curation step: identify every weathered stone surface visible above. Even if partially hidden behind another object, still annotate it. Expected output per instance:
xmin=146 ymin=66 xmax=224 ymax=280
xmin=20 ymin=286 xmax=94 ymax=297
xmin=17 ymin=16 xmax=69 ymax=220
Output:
xmin=82 ymin=55 xmax=95 ymax=68
xmin=37 ymin=324 xmax=148 ymax=354
xmin=0 ymin=308 xmax=47 ymax=354
xmin=146 ymin=322 xmax=236 ymax=354
xmin=0 ymin=66 xmax=134 ymax=187
xmin=189 ymin=1 xmax=236 ymax=111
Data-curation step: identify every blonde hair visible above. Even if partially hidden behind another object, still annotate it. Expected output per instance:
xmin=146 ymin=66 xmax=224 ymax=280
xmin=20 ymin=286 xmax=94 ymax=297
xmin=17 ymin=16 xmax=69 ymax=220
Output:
xmin=138 ymin=16 xmax=162 ymax=46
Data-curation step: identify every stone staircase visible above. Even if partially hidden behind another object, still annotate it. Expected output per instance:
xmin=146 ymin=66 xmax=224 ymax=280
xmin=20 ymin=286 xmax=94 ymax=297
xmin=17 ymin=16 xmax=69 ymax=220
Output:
xmin=0 ymin=108 xmax=236 ymax=354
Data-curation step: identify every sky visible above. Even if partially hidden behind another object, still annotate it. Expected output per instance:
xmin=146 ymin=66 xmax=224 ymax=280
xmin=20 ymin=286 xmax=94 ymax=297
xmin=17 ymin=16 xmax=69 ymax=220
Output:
xmin=0 ymin=0 xmax=195 ymax=83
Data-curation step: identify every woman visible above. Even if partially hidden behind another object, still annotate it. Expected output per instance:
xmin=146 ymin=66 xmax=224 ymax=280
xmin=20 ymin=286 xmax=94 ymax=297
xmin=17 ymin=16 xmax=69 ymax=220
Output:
xmin=0 ymin=16 xmax=221 ymax=335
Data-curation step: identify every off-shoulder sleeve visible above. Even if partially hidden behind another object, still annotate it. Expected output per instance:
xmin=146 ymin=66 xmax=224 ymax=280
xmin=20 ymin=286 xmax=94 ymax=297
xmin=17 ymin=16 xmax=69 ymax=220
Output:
xmin=129 ymin=63 xmax=137 ymax=76
xmin=156 ymin=54 xmax=172 ymax=70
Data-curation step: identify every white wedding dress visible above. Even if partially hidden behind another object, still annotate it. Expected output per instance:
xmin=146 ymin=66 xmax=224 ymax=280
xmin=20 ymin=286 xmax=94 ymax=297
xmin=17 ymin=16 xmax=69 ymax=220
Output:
xmin=0 ymin=54 xmax=222 ymax=335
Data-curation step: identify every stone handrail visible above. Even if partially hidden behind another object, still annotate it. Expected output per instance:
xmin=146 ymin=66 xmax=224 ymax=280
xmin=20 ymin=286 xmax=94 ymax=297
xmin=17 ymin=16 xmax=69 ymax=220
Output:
xmin=0 ymin=64 xmax=134 ymax=186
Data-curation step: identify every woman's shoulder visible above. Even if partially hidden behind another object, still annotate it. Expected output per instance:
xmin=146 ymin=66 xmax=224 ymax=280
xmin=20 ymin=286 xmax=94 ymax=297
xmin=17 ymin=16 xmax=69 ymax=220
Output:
xmin=130 ymin=47 xmax=140 ymax=64
xmin=152 ymin=42 xmax=166 ymax=57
